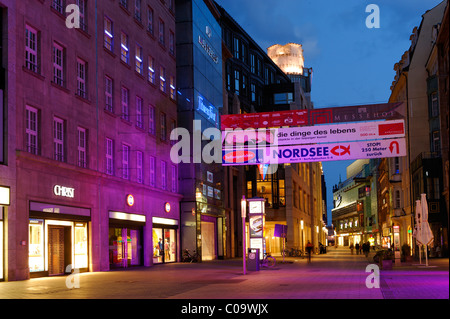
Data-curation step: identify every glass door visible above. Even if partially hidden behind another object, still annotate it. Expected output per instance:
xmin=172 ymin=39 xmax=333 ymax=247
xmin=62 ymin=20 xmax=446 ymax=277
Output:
xmin=153 ymin=228 xmax=177 ymax=263
xmin=109 ymin=227 xmax=142 ymax=268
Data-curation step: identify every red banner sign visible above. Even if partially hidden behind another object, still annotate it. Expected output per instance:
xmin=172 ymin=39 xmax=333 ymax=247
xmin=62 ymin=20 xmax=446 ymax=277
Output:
xmin=221 ymin=102 xmax=405 ymax=130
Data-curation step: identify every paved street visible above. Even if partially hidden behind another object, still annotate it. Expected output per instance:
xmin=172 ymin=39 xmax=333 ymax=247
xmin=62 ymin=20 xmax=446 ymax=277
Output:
xmin=0 ymin=247 xmax=448 ymax=301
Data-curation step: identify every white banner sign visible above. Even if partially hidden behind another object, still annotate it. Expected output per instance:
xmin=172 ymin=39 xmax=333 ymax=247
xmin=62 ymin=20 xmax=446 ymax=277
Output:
xmin=222 ymin=138 xmax=407 ymax=165
xmin=222 ymin=119 xmax=405 ymax=148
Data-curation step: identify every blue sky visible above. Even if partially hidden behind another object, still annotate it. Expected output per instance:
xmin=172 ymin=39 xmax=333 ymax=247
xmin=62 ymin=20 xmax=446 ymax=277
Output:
xmin=215 ymin=0 xmax=444 ymax=223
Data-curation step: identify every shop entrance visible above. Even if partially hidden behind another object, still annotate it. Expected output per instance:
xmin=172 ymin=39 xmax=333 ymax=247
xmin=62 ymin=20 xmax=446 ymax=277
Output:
xmin=153 ymin=228 xmax=177 ymax=263
xmin=48 ymin=226 xmax=72 ymax=276
xmin=201 ymin=219 xmax=216 ymax=261
xmin=109 ymin=227 xmax=142 ymax=268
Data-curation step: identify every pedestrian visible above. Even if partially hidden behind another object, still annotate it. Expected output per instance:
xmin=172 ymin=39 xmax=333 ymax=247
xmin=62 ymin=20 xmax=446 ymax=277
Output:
xmin=349 ymin=243 xmax=354 ymax=255
xmin=355 ymin=242 xmax=360 ymax=255
xmin=363 ymin=242 xmax=370 ymax=258
xmin=306 ymin=241 xmax=313 ymax=263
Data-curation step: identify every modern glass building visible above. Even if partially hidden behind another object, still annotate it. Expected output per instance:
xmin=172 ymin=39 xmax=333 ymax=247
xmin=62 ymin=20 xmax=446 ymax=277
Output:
xmin=175 ymin=0 xmax=225 ymax=260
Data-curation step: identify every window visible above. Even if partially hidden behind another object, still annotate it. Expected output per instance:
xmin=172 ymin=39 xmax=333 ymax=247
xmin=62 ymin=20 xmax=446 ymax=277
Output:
xmin=134 ymin=0 xmax=141 ymax=21
xmin=160 ymin=66 xmax=166 ymax=92
xmin=233 ymin=37 xmax=240 ymax=59
xmin=122 ymin=144 xmax=130 ymax=180
xmin=394 ymin=157 xmax=400 ymax=174
xmin=170 ymin=120 xmax=176 ymax=145
xmin=105 ymin=76 xmax=113 ymax=112
xmin=121 ymin=32 xmax=129 ymax=64
xmin=147 ymin=6 xmax=154 ymax=34
xmin=78 ymin=127 xmax=87 ymax=168
xmin=137 ymin=151 xmax=143 ymax=183
xmin=149 ymin=156 xmax=156 ymax=186
xmin=432 ymin=131 xmax=440 ymax=153
xmin=250 ymin=54 xmax=255 ymax=74
xmin=135 ymin=44 xmax=143 ymax=74
xmin=171 ymin=165 xmax=177 ymax=192
xmin=53 ymin=43 xmax=65 ymax=86
xmin=431 ymin=92 xmax=439 ymax=117
xmin=161 ymin=160 xmax=167 ymax=190
xmin=106 ymin=138 xmax=114 ymax=175
xmin=104 ymin=17 xmax=114 ymax=51
xmin=274 ymin=92 xmax=294 ymax=105
xmin=25 ymin=25 xmax=39 ymax=73
xmin=119 ymin=0 xmax=128 ymax=9
xmin=76 ymin=0 xmax=87 ymax=31
xmin=169 ymin=76 xmax=175 ymax=100
xmin=77 ymin=58 xmax=87 ymax=98
xmin=136 ymin=97 xmax=143 ymax=129
xmin=25 ymin=106 xmax=39 ymax=155
xmin=234 ymin=70 xmax=240 ymax=95
xmin=148 ymin=105 xmax=155 ymax=135
xmin=52 ymin=0 xmax=65 ymax=14
xmin=394 ymin=190 xmax=401 ymax=209
xmin=121 ymin=87 xmax=129 ymax=121
xmin=159 ymin=19 xmax=165 ymax=45
xmin=148 ymin=56 xmax=156 ymax=84
xmin=169 ymin=30 xmax=175 ymax=55
xmin=160 ymin=112 xmax=166 ymax=140
xmin=251 ymin=83 xmax=256 ymax=102
xmin=53 ymin=117 xmax=64 ymax=162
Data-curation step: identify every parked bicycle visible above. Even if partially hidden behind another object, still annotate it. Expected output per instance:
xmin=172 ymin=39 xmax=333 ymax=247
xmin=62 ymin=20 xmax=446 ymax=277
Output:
xmin=182 ymin=249 xmax=200 ymax=263
xmin=260 ymin=253 xmax=276 ymax=268
xmin=288 ymin=248 xmax=304 ymax=257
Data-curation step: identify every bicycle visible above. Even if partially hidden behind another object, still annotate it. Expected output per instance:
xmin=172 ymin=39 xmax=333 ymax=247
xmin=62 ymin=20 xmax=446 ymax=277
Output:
xmin=182 ymin=249 xmax=200 ymax=263
xmin=260 ymin=253 xmax=276 ymax=268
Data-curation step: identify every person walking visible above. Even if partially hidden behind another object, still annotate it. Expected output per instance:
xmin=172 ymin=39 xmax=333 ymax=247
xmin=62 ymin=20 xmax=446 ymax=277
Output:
xmin=306 ymin=241 xmax=313 ymax=263
xmin=363 ymin=242 xmax=370 ymax=258
xmin=349 ymin=243 xmax=354 ymax=255
xmin=355 ymin=242 xmax=360 ymax=255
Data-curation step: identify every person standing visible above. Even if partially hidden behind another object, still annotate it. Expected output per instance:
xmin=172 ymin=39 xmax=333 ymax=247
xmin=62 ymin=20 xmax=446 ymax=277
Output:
xmin=349 ymin=243 xmax=354 ymax=255
xmin=306 ymin=241 xmax=313 ymax=263
xmin=355 ymin=242 xmax=360 ymax=255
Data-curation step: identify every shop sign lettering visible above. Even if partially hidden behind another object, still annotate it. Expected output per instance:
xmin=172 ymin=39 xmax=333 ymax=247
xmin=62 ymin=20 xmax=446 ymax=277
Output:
xmin=54 ymin=185 xmax=75 ymax=198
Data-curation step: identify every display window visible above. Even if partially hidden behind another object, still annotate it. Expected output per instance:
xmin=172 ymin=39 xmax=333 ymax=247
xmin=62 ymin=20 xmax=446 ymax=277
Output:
xmin=28 ymin=219 xmax=89 ymax=275
xmin=0 ymin=218 xmax=3 ymax=280
xmin=153 ymin=228 xmax=177 ymax=263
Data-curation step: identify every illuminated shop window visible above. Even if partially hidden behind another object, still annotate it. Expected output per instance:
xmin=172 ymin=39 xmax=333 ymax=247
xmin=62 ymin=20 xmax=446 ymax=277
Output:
xmin=29 ymin=219 xmax=45 ymax=272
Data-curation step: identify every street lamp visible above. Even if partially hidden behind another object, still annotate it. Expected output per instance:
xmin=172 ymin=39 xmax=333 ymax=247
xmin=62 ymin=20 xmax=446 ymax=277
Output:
xmin=241 ymin=195 xmax=247 ymax=275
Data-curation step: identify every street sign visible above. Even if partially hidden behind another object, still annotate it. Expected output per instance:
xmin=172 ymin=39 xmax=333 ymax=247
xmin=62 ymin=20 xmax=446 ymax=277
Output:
xmin=221 ymin=102 xmax=404 ymax=130
xmin=222 ymin=119 xmax=405 ymax=148
xmin=222 ymin=138 xmax=407 ymax=165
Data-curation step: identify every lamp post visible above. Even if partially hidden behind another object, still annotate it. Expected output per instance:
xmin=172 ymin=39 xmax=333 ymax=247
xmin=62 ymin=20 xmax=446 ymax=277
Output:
xmin=241 ymin=196 xmax=247 ymax=275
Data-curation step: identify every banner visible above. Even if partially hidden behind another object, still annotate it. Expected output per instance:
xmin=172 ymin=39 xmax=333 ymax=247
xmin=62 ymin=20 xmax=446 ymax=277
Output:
xmin=222 ymin=138 xmax=407 ymax=165
xmin=220 ymin=102 xmax=405 ymax=130
xmin=222 ymin=119 xmax=405 ymax=148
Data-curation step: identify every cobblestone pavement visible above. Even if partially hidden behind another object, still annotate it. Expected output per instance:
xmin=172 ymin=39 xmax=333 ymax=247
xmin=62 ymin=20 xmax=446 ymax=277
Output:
xmin=0 ymin=247 xmax=448 ymax=304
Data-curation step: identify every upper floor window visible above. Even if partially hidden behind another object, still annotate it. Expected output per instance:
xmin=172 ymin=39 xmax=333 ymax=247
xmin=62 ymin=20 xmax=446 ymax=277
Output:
xmin=148 ymin=56 xmax=156 ymax=84
xmin=149 ymin=156 xmax=156 ymax=186
xmin=77 ymin=127 xmax=87 ymax=168
xmin=106 ymin=138 xmax=114 ymax=175
xmin=52 ymin=0 xmax=65 ymax=15
xmin=169 ymin=30 xmax=175 ymax=55
xmin=53 ymin=117 xmax=65 ymax=162
xmin=104 ymin=17 xmax=114 ymax=51
xmin=121 ymin=32 xmax=129 ymax=64
xmin=77 ymin=58 xmax=87 ymax=98
xmin=25 ymin=25 xmax=39 ymax=73
xmin=159 ymin=19 xmax=165 ymax=45
xmin=26 ymin=106 xmax=39 ymax=155
xmin=147 ymin=6 xmax=154 ymax=34
xmin=53 ymin=43 xmax=65 ymax=87
xmin=122 ymin=144 xmax=130 ymax=180
xmin=160 ymin=112 xmax=166 ymax=141
xmin=76 ymin=0 xmax=87 ymax=31
xmin=169 ymin=76 xmax=175 ymax=100
xmin=121 ymin=87 xmax=129 ymax=121
xmin=136 ymin=151 xmax=143 ymax=184
xmin=105 ymin=76 xmax=113 ymax=112
xmin=159 ymin=66 xmax=166 ymax=92
xmin=148 ymin=105 xmax=156 ymax=135
xmin=135 ymin=44 xmax=143 ymax=74
xmin=136 ymin=96 xmax=144 ymax=129
xmin=134 ymin=0 xmax=142 ymax=21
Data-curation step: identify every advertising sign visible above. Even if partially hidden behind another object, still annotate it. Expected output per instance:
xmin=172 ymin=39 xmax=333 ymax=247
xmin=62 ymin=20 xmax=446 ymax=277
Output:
xmin=222 ymin=138 xmax=407 ymax=165
xmin=222 ymin=119 xmax=405 ymax=148
xmin=221 ymin=102 xmax=404 ymax=130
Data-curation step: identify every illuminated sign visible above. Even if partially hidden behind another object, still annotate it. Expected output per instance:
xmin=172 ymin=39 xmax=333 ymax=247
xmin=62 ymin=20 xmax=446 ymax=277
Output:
xmin=198 ymin=35 xmax=218 ymax=64
xmin=222 ymin=138 xmax=407 ymax=165
xmin=197 ymin=94 xmax=218 ymax=125
xmin=53 ymin=185 xmax=75 ymax=198
xmin=126 ymin=194 xmax=134 ymax=207
xmin=165 ymin=202 xmax=171 ymax=213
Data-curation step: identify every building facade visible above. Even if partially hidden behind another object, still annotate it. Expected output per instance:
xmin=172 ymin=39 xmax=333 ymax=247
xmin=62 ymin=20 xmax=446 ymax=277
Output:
xmin=2 ymin=0 xmax=181 ymax=281
xmin=175 ymin=0 xmax=226 ymax=261
xmin=389 ymin=0 xmax=448 ymax=258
